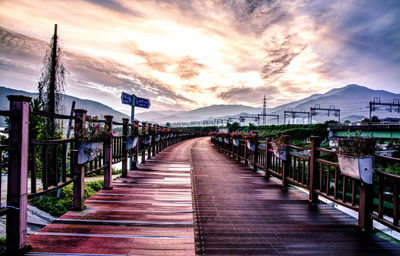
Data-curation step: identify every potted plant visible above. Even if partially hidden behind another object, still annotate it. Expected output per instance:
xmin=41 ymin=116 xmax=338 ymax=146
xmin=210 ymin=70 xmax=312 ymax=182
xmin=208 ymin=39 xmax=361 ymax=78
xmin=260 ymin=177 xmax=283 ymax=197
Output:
xmin=336 ymin=130 xmax=375 ymax=184
xmin=231 ymin=132 xmax=242 ymax=147
xmin=73 ymin=115 xmax=111 ymax=165
xmin=223 ymin=132 xmax=230 ymax=144
xmin=218 ymin=132 xmax=223 ymax=143
xmin=209 ymin=131 xmax=217 ymax=140
xmin=126 ymin=121 xmax=140 ymax=150
xmin=244 ymin=131 xmax=258 ymax=151
xmin=271 ymin=132 xmax=288 ymax=161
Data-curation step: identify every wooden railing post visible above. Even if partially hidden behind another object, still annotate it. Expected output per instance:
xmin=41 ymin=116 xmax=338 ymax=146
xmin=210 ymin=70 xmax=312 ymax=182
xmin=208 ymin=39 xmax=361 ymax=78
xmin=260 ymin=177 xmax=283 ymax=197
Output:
xmin=104 ymin=115 xmax=113 ymax=190
xmin=253 ymin=137 xmax=259 ymax=172
xmin=308 ymin=136 xmax=321 ymax=205
xmin=73 ymin=109 xmax=86 ymax=211
xmin=141 ymin=122 xmax=147 ymax=164
xmin=121 ymin=118 xmax=129 ymax=177
xmin=281 ymin=135 xmax=290 ymax=191
xmin=358 ymin=182 xmax=373 ymax=232
xmin=265 ymin=138 xmax=271 ymax=180
xmin=152 ymin=124 xmax=156 ymax=156
xmin=6 ymin=95 xmax=31 ymax=254
xmin=155 ymin=125 xmax=160 ymax=154
xmin=244 ymin=140 xmax=248 ymax=166
xmin=147 ymin=123 xmax=152 ymax=160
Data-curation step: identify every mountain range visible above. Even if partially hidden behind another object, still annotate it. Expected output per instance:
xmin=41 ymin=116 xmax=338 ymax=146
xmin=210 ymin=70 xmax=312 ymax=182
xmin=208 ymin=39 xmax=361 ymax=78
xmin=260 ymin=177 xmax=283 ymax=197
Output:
xmin=1 ymin=84 xmax=399 ymax=126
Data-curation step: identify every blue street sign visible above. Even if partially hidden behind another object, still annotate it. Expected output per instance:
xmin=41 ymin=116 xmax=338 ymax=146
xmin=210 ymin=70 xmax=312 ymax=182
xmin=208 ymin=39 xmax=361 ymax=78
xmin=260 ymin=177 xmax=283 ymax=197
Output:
xmin=135 ymin=97 xmax=151 ymax=109
xmin=121 ymin=92 xmax=132 ymax=105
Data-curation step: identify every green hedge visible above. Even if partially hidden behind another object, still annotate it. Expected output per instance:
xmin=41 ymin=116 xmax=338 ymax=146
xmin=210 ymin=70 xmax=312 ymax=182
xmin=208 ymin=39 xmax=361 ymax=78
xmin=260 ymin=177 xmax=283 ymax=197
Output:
xmin=31 ymin=180 xmax=104 ymax=216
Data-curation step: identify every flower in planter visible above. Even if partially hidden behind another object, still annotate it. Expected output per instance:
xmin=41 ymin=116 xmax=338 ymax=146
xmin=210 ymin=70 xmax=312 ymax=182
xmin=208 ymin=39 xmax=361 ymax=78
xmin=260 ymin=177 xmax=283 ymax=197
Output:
xmin=336 ymin=130 xmax=375 ymax=184
xmin=271 ymin=132 xmax=289 ymax=160
xmin=71 ymin=115 xmax=112 ymax=142
xmin=244 ymin=131 xmax=258 ymax=141
xmin=336 ymin=130 xmax=375 ymax=157
xmin=231 ymin=132 xmax=242 ymax=139
xmin=128 ymin=121 xmax=141 ymax=136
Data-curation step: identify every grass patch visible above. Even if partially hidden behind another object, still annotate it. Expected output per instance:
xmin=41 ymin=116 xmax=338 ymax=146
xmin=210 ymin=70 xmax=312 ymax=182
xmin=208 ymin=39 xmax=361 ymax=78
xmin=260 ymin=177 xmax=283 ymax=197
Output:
xmin=85 ymin=168 xmax=122 ymax=177
xmin=31 ymin=180 xmax=104 ymax=217
xmin=376 ymin=231 xmax=400 ymax=246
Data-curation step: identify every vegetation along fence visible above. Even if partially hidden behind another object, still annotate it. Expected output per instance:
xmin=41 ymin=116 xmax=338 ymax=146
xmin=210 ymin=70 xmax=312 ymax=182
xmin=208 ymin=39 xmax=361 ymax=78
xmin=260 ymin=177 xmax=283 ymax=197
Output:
xmin=211 ymin=132 xmax=400 ymax=235
xmin=1 ymin=95 xmax=205 ymax=254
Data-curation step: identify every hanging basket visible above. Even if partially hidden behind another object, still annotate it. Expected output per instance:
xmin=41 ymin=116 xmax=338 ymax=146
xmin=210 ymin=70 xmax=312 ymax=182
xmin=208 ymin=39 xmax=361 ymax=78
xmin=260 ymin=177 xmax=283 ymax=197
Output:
xmin=246 ymin=141 xmax=256 ymax=152
xmin=78 ymin=142 xmax=102 ymax=165
xmin=272 ymin=143 xmax=287 ymax=161
xmin=218 ymin=137 xmax=223 ymax=143
xmin=126 ymin=136 xmax=138 ymax=150
xmin=144 ymin=135 xmax=152 ymax=146
xmin=224 ymin=138 xmax=230 ymax=144
xmin=338 ymin=156 xmax=374 ymax=184
xmin=233 ymin=139 xmax=240 ymax=147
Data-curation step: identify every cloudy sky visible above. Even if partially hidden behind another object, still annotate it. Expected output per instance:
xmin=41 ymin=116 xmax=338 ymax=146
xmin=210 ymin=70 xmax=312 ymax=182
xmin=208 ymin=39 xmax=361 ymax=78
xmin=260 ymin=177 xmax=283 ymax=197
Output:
xmin=0 ymin=0 xmax=399 ymax=114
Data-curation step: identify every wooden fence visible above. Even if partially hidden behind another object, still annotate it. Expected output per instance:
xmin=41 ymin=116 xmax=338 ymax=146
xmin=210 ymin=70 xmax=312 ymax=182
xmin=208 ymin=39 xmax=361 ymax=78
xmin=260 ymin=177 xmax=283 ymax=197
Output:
xmin=211 ymin=134 xmax=400 ymax=234
xmin=0 ymin=95 xmax=204 ymax=254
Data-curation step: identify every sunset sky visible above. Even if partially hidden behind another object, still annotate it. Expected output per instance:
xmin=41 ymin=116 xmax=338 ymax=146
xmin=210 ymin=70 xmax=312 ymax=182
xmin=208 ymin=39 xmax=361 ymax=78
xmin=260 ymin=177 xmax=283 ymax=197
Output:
xmin=0 ymin=0 xmax=399 ymax=114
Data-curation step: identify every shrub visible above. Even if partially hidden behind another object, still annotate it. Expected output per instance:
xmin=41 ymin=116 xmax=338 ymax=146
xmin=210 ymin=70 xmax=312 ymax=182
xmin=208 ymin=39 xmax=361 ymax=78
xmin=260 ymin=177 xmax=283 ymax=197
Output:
xmin=31 ymin=179 xmax=104 ymax=216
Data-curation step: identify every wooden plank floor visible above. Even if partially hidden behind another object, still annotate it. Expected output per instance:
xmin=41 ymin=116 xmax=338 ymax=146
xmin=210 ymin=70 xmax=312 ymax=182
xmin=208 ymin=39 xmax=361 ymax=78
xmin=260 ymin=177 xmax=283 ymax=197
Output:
xmin=191 ymin=137 xmax=400 ymax=255
xmin=26 ymin=137 xmax=400 ymax=255
xmin=27 ymin=139 xmax=196 ymax=256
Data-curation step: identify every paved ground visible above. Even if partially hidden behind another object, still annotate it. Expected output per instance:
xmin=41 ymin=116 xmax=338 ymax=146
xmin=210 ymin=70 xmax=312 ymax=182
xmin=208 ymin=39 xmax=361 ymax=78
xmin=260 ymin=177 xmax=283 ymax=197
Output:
xmin=27 ymin=139 xmax=196 ymax=256
xmin=191 ymin=137 xmax=400 ymax=255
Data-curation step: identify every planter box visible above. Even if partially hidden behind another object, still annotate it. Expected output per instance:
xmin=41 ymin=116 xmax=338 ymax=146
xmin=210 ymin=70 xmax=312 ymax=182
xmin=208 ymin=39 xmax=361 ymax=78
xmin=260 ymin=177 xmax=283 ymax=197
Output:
xmin=78 ymin=142 xmax=102 ymax=165
xmin=233 ymin=139 xmax=240 ymax=147
xmin=144 ymin=135 xmax=152 ymax=146
xmin=272 ymin=144 xmax=287 ymax=161
xmin=247 ymin=141 xmax=256 ymax=152
xmin=126 ymin=136 xmax=138 ymax=150
xmin=338 ymin=156 xmax=374 ymax=184
xmin=224 ymin=138 xmax=230 ymax=144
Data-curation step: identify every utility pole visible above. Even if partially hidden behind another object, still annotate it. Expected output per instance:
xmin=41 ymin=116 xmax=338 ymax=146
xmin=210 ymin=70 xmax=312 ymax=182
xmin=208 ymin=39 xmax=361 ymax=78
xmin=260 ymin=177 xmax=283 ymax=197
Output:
xmin=263 ymin=94 xmax=266 ymax=125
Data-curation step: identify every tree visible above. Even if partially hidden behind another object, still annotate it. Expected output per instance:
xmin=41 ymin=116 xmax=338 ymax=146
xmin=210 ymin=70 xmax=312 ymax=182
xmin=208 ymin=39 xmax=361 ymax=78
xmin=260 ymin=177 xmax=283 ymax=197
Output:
xmin=227 ymin=122 xmax=240 ymax=133
xmin=371 ymin=115 xmax=380 ymax=123
xmin=248 ymin=123 xmax=256 ymax=131
xmin=38 ymin=24 xmax=67 ymax=138
xmin=344 ymin=120 xmax=351 ymax=124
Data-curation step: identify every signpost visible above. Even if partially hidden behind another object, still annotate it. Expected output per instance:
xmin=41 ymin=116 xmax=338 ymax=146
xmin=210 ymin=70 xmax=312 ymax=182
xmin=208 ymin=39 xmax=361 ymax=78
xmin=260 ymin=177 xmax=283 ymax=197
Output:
xmin=121 ymin=92 xmax=150 ymax=169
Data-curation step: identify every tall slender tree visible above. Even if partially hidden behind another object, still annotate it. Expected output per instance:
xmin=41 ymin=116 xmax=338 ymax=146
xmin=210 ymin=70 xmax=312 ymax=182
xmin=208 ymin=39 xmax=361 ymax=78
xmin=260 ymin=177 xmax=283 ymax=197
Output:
xmin=38 ymin=24 xmax=67 ymax=138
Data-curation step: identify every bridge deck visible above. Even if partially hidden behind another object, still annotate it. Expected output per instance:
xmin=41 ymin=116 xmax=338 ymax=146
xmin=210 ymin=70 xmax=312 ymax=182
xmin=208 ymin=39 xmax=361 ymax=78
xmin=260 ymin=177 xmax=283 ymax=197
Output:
xmin=191 ymin=137 xmax=400 ymax=255
xmin=27 ymin=140 xmax=196 ymax=256
xmin=26 ymin=137 xmax=400 ymax=255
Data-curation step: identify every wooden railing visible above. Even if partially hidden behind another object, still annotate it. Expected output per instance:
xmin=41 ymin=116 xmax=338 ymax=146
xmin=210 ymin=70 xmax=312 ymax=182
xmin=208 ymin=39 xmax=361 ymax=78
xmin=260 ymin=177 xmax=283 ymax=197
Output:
xmin=211 ymin=134 xmax=400 ymax=234
xmin=2 ymin=95 xmax=205 ymax=254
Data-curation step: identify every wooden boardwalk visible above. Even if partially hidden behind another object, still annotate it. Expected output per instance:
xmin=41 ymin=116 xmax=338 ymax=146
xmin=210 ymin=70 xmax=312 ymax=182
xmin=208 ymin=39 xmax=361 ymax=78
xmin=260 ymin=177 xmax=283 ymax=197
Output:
xmin=26 ymin=140 xmax=196 ymax=256
xmin=191 ymin=137 xmax=400 ymax=255
xmin=25 ymin=137 xmax=400 ymax=255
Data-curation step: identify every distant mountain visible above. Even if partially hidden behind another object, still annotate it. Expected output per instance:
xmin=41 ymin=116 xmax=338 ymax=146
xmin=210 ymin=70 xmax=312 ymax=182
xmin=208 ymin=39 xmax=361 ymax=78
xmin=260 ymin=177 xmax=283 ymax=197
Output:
xmin=137 ymin=104 xmax=263 ymax=123
xmin=0 ymin=86 xmax=129 ymax=126
xmin=267 ymin=84 xmax=400 ymax=123
xmin=2 ymin=84 xmax=399 ymax=127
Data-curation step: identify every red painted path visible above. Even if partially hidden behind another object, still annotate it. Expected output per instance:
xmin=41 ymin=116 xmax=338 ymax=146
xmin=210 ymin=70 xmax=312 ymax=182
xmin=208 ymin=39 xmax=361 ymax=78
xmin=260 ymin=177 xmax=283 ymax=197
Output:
xmin=27 ymin=139 xmax=196 ymax=256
